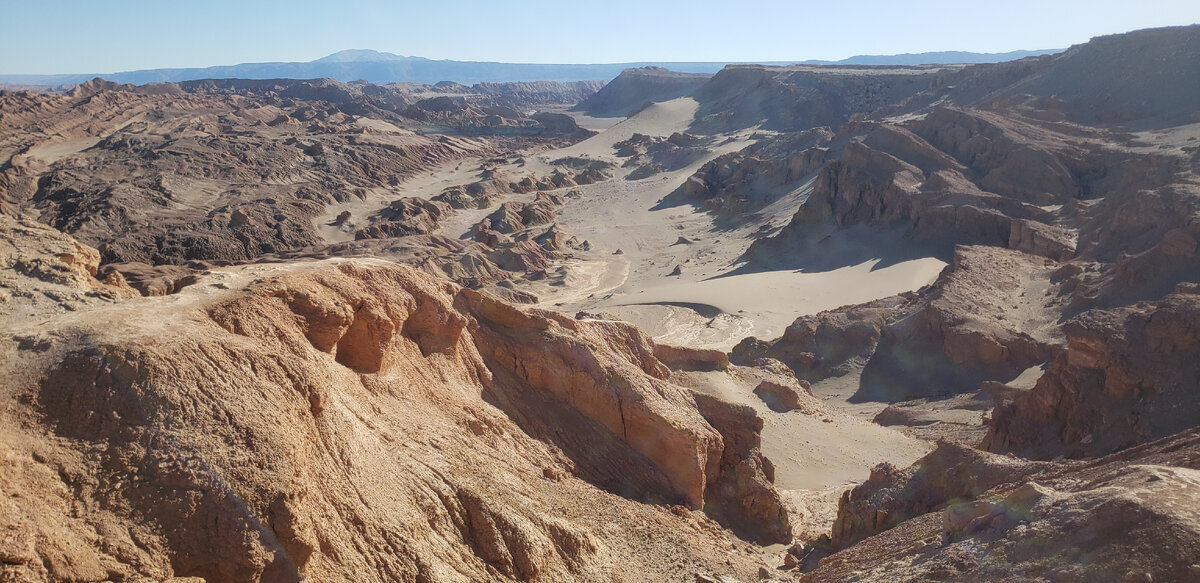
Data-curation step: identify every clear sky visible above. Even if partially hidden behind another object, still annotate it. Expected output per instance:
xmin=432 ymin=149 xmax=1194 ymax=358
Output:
xmin=2 ymin=0 xmax=1198 ymax=74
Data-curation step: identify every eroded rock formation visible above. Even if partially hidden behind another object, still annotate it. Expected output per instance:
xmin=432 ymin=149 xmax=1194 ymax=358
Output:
xmin=1 ymin=256 xmax=790 ymax=582
xmin=797 ymin=429 xmax=1200 ymax=582
xmin=984 ymin=285 xmax=1200 ymax=459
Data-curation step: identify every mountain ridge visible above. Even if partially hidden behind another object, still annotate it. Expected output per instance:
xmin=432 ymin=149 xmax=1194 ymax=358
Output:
xmin=0 ymin=48 xmax=1061 ymax=87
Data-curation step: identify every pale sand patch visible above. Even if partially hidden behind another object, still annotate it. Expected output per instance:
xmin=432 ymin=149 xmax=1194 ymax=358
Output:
xmin=601 ymin=304 xmax=754 ymax=350
xmin=606 ymin=258 xmax=947 ymax=349
xmin=539 ymin=104 xmax=627 ymax=132
xmin=538 ymin=97 xmax=700 ymax=164
xmin=24 ymin=136 xmax=102 ymax=164
xmin=528 ymin=258 xmax=630 ymax=308
xmin=354 ymin=117 xmax=415 ymax=134
xmin=674 ymin=368 xmax=932 ymax=492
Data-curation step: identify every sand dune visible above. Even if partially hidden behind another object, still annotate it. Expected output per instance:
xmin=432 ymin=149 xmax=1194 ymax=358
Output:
xmin=609 ymin=258 xmax=946 ymax=347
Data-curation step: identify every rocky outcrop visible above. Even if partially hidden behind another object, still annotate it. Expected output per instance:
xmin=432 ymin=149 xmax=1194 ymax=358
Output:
xmin=856 ymin=246 xmax=1064 ymax=402
xmin=800 ymin=429 xmax=1200 ymax=582
xmin=983 ymin=286 xmax=1200 ymax=459
xmin=354 ymin=197 xmax=451 ymax=239
xmin=98 ymin=261 xmax=201 ymax=296
xmin=1069 ymin=184 xmax=1200 ymax=310
xmin=459 ymin=288 xmax=719 ymax=507
xmin=830 ymin=441 xmax=1043 ymax=550
xmin=431 ymin=165 xmax=583 ymax=213
xmin=909 ymin=107 xmax=1084 ymax=205
xmin=3 ymin=260 xmax=786 ymax=583
xmin=662 ymin=152 xmax=802 ymax=216
xmin=0 ymin=214 xmax=136 ymax=319
xmin=529 ymin=223 xmax=580 ymax=252
xmin=652 ymin=343 xmax=731 ymax=372
xmin=614 ymin=132 xmax=712 ymax=178
xmin=750 ymin=124 xmax=1064 ymax=263
xmin=871 ymin=404 xmax=940 ymax=427
xmin=1008 ymin=218 xmax=1075 ymax=261
xmin=432 ymin=185 xmax=499 ymax=209
xmin=752 ymin=380 xmax=814 ymax=413
xmin=693 ymin=393 xmax=792 ymax=544
xmin=731 ymin=295 xmax=917 ymax=383
xmin=655 ymin=130 xmax=830 ymax=217
xmin=474 ymin=193 xmax=563 ymax=235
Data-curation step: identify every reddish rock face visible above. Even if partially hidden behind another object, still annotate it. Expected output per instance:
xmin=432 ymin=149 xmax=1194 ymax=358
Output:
xmin=693 ymin=393 xmax=792 ymax=544
xmin=6 ymin=260 xmax=790 ymax=582
xmin=752 ymin=379 xmax=813 ymax=413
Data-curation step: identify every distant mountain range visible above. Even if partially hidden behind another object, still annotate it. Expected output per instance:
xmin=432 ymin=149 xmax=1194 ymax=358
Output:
xmin=0 ymin=48 xmax=1062 ymax=87
xmin=805 ymin=50 xmax=1059 ymax=66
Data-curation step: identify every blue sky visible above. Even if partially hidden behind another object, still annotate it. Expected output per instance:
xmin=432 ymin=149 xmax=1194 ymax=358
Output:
xmin=2 ymin=0 xmax=1198 ymax=74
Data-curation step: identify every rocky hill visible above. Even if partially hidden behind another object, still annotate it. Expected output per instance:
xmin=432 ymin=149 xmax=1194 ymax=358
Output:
xmin=681 ymin=26 xmax=1200 ymax=577
xmin=573 ymin=67 xmax=712 ymax=117
xmin=798 ymin=429 xmax=1200 ymax=581
xmin=681 ymin=25 xmax=1200 ymax=412
xmin=3 ymin=24 xmax=1200 ymax=583
xmin=0 ymin=234 xmax=787 ymax=581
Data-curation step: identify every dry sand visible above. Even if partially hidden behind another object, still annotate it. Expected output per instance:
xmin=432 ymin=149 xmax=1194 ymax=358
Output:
xmin=609 ymin=258 xmax=946 ymax=346
xmin=327 ymin=95 xmax=948 ymax=350
xmin=672 ymin=366 xmax=931 ymax=541
xmin=512 ymin=98 xmax=945 ymax=349
xmin=544 ymin=104 xmax=626 ymax=132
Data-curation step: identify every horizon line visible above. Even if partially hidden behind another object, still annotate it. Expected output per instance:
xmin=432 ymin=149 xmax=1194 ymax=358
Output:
xmin=0 ymin=47 xmax=1070 ymax=78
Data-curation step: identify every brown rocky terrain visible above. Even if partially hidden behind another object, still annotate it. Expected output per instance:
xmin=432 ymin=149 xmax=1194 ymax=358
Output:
xmin=672 ymin=25 xmax=1200 ymax=578
xmin=791 ymin=429 xmax=1200 ymax=582
xmin=3 ymin=23 xmax=1200 ymax=583
xmin=705 ymin=25 xmax=1199 ymax=415
xmin=983 ymin=283 xmax=1200 ymax=459
xmin=1 ymin=235 xmax=788 ymax=582
xmin=0 ymin=77 xmax=592 ymax=268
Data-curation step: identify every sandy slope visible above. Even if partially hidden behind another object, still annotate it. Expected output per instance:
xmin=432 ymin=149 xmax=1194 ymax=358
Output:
xmin=525 ymin=99 xmax=943 ymax=350
xmin=614 ymin=258 xmax=946 ymax=344
xmin=336 ymin=95 xmax=946 ymax=350
xmin=542 ymin=104 xmax=626 ymax=132
xmin=669 ymin=365 xmax=931 ymax=547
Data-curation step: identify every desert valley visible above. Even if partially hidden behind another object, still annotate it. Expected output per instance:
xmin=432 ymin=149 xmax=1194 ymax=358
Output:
xmin=2 ymin=21 xmax=1200 ymax=583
